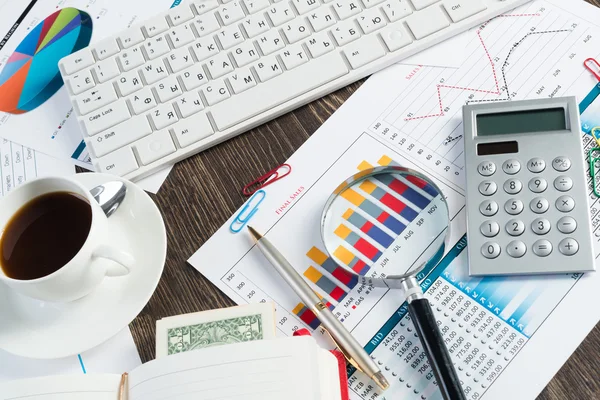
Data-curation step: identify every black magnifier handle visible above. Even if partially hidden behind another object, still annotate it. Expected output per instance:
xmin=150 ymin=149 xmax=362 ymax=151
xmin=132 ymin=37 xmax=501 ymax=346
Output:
xmin=408 ymin=297 xmax=466 ymax=400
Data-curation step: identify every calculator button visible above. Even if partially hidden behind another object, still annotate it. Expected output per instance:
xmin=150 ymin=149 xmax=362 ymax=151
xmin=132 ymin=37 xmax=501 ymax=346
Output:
xmin=553 ymin=176 xmax=573 ymax=192
xmin=502 ymin=159 xmax=521 ymax=175
xmin=558 ymin=238 xmax=579 ymax=255
xmin=479 ymin=200 xmax=498 ymax=216
xmin=480 ymin=221 xmax=500 ymax=237
xmin=478 ymin=181 xmax=497 ymax=196
xmin=503 ymin=179 xmax=522 ymax=194
xmin=481 ymin=242 xmax=501 ymax=259
xmin=504 ymin=199 xmax=523 ymax=215
xmin=533 ymin=239 xmax=552 ymax=257
xmin=528 ymin=177 xmax=547 ymax=193
xmin=527 ymin=158 xmax=546 ymax=173
xmin=506 ymin=240 xmax=526 ymax=258
xmin=556 ymin=195 xmax=575 ymax=212
xmin=506 ymin=219 xmax=525 ymax=236
xmin=552 ymin=156 xmax=571 ymax=172
xmin=477 ymin=161 xmax=496 ymax=176
xmin=557 ymin=216 xmax=577 ymax=233
xmin=530 ymin=197 xmax=549 ymax=214
xmin=531 ymin=218 xmax=551 ymax=235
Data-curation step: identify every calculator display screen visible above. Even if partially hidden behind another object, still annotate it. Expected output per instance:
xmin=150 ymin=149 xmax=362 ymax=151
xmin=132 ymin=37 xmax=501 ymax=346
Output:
xmin=476 ymin=107 xmax=566 ymax=136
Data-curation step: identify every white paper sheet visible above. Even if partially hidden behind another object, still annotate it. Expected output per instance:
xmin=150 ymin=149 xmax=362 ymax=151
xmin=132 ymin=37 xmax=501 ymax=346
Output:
xmin=402 ymin=33 xmax=469 ymax=68
xmin=189 ymin=1 xmax=600 ymax=399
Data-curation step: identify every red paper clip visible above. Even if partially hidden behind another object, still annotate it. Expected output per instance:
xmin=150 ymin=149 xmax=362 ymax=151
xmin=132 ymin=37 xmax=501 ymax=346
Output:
xmin=243 ymin=164 xmax=292 ymax=196
xmin=584 ymin=58 xmax=600 ymax=81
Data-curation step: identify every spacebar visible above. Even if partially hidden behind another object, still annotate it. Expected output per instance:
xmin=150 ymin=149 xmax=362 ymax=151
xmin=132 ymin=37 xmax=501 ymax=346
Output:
xmin=210 ymin=52 xmax=349 ymax=131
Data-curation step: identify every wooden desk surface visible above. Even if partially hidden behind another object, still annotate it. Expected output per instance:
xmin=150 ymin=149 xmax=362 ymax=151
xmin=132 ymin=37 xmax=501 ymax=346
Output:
xmin=130 ymin=3 xmax=600 ymax=398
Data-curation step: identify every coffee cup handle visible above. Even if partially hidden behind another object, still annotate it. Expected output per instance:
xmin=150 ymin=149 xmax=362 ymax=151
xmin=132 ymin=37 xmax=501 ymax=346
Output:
xmin=93 ymin=245 xmax=135 ymax=277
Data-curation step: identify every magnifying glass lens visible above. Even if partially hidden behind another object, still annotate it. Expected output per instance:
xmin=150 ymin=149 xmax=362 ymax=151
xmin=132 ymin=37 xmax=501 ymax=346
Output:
xmin=322 ymin=168 xmax=450 ymax=282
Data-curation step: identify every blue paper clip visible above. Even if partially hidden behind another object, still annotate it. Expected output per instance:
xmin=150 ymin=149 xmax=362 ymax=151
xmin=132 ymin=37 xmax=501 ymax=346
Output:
xmin=230 ymin=190 xmax=266 ymax=233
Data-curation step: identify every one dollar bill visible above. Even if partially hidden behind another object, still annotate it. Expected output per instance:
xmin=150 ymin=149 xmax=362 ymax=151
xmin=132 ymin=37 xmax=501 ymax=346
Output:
xmin=155 ymin=303 xmax=276 ymax=358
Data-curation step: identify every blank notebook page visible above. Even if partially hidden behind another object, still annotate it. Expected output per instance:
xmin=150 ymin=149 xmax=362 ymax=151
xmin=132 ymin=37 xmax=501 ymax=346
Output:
xmin=0 ymin=375 xmax=120 ymax=400
xmin=129 ymin=336 xmax=327 ymax=400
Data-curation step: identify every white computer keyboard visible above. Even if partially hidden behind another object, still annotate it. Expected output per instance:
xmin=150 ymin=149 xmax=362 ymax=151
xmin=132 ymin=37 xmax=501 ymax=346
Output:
xmin=59 ymin=0 xmax=529 ymax=181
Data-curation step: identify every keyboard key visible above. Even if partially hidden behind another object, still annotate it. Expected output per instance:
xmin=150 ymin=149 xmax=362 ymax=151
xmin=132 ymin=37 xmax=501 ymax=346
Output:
xmin=144 ymin=15 xmax=170 ymax=37
xmin=202 ymin=78 xmax=231 ymax=105
xmin=168 ymin=5 xmax=195 ymax=25
xmin=90 ymin=116 xmax=153 ymax=157
xmin=117 ymin=47 xmax=145 ymax=71
xmin=96 ymin=147 xmax=139 ymax=176
xmin=256 ymin=30 xmax=285 ymax=55
xmin=267 ymin=2 xmax=295 ymax=26
xmin=293 ymin=0 xmax=321 ymax=14
xmin=116 ymin=70 xmax=143 ymax=96
xmin=92 ymin=57 xmax=120 ymax=83
xmin=134 ymin=130 xmax=177 ymax=165
xmin=532 ymin=240 xmax=552 ymax=257
xmin=357 ymin=8 xmax=387 ymax=34
xmin=67 ymin=70 xmax=95 ymax=95
xmin=333 ymin=0 xmax=362 ymax=20
xmin=118 ymin=27 xmax=145 ymax=49
xmin=180 ymin=64 xmax=209 ymax=90
xmin=282 ymin=19 xmax=312 ymax=44
xmin=442 ymin=0 xmax=486 ymax=22
xmin=242 ymin=13 xmax=270 ymax=37
xmin=506 ymin=241 xmax=526 ymax=258
xmin=479 ymin=200 xmax=498 ymax=216
xmin=93 ymin=38 xmax=120 ymax=60
xmin=192 ymin=13 xmax=221 ymax=36
xmin=331 ymin=20 xmax=361 ymax=46
xmin=142 ymin=36 xmax=171 ymax=60
xmin=406 ymin=6 xmax=450 ymax=39
xmin=502 ymin=159 xmax=521 ymax=174
xmin=481 ymin=242 xmax=500 ymax=259
xmin=382 ymin=0 xmax=413 ymax=22
xmin=149 ymin=103 xmax=179 ymax=130
xmin=166 ymin=47 xmax=194 ymax=73
xmin=207 ymin=53 xmax=235 ymax=78
xmin=307 ymin=7 xmax=337 ymax=32
xmin=128 ymin=87 xmax=157 ymax=115
xmin=506 ymin=219 xmax=524 ymax=236
xmin=80 ymin=99 xmax=131 ymax=136
xmin=556 ymin=195 xmax=575 ymax=212
xmin=280 ymin=43 xmax=309 ymax=69
xmin=531 ymin=218 xmax=551 ymax=235
xmin=211 ymin=51 xmax=348 ymax=130
xmin=190 ymin=0 xmax=219 ymax=14
xmin=167 ymin=24 xmax=196 ymax=48
xmin=530 ymin=197 xmax=549 ymax=214
xmin=231 ymin=41 xmax=260 ymax=67
xmin=477 ymin=180 xmax=497 ymax=196
xmin=379 ymin=23 xmax=413 ymax=51
xmin=343 ymin=35 xmax=386 ymax=69
xmin=191 ymin=36 xmax=220 ymax=61
xmin=75 ymin=83 xmax=118 ymax=115
xmin=558 ymin=238 xmax=579 ymax=256
xmin=155 ymin=76 xmax=183 ymax=102
xmin=141 ymin=59 xmax=169 ymax=84
xmin=411 ymin=0 xmax=440 ymax=10
xmin=362 ymin=0 xmax=386 ymax=7
xmin=171 ymin=112 xmax=214 ymax=147
xmin=242 ymin=0 xmax=270 ymax=14
xmin=61 ymin=48 xmax=95 ymax=75
xmin=527 ymin=157 xmax=546 ymax=173
xmin=217 ymin=25 xmax=245 ymax=49
xmin=557 ymin=216 xmax=577 ymax=234
xmin=174 ymin=92 xmax=205 ymax=118
xmin=254 ymin=55 xmax=283 ymax=82
xmin=305 ymin=31 xmax=335 ymax=58
xmin=227 ymin=66 xmax=257 ymax=93
xmin=217 ymin=1 xmax=246 ymax=25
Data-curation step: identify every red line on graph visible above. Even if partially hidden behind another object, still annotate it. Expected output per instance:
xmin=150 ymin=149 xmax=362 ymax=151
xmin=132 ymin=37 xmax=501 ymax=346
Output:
xmin=404 ymin=14 xmax=541 ymax=121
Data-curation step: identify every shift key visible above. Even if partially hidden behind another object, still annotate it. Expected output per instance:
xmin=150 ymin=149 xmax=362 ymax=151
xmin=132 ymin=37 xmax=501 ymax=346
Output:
xmin=80 ymin=99 xmax=130 ymax=136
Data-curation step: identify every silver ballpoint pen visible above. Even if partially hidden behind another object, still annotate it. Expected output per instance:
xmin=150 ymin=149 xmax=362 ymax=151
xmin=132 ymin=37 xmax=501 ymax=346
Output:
xmin=248 ymin=226 xmax=390 ymax=391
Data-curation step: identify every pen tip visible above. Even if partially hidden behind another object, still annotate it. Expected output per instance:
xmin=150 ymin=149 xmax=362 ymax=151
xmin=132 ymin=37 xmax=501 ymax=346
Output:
xmin=372 ymin=372 xmax=390 ymax=391
xmin=247 ymin=226 xmax=263 ymax=242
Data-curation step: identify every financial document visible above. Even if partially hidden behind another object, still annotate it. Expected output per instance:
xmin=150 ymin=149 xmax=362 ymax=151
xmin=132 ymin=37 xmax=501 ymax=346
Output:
xmin=189 ymin=1 xmax=600 ymax=399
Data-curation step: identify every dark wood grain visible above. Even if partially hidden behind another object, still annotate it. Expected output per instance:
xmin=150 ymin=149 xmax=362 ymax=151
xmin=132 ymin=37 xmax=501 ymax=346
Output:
xmin=129 ymin=2 xmax=600 ymax=398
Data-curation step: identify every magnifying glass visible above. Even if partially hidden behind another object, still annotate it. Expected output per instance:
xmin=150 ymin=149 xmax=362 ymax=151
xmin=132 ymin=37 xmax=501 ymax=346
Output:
xmin=321 ymin=166 xmax=465 ymax=400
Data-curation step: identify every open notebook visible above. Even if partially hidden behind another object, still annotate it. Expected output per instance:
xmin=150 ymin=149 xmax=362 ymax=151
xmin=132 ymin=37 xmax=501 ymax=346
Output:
xmin=0 ymin=337 xmax=342 ymax=400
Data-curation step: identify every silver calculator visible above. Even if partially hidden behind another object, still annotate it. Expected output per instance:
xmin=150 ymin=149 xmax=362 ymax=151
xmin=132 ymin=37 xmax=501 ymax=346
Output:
xmin=463 ymin=97 xmax=595 ymax=276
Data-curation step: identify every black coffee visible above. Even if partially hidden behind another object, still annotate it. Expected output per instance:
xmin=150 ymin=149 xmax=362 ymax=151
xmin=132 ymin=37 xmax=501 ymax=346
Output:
xmin=0 ymin=192 xmax=92 ymax=280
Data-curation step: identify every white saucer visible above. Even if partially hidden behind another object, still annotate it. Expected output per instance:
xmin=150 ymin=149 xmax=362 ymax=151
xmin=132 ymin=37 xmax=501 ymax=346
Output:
xmin=0 ymin=173 xmax=166 ymax=359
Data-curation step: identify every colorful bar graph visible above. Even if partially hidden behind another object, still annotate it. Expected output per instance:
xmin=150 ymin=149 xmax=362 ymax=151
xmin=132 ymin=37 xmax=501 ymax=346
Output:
xmin=293 ymin=303 xmax=320 ymax=330
xmin=375 ymin=174 xmax=431 ymax=209
xmin=334 ymin=224 xmax=382 ymax=261
xmin=378 ymin=155 xmax=439 ymax=197
xmin=342 ymin=208 xmax=394 ymax=248
xmin=307 ymin=247 xmax=358 ymax=289
xmin=334 ymin=245 xmax=370 ymax=274
xmin=340 ymin=188 xmax=407 ymax=234
xmin=304 ymin=266 xmax=347 ymax=301
xmin=359 ymin=180 xmax=418 ymax=221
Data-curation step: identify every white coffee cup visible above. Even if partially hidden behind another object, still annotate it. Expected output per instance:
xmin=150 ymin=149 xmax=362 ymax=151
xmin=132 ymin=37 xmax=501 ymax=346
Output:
xmin=0 ymin=176 xmax=135 ymax=302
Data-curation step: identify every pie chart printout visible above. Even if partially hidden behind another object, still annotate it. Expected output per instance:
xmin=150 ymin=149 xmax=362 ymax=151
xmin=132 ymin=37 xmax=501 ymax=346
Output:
xmin=0 ymin=8 xmax=93 ymax=114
